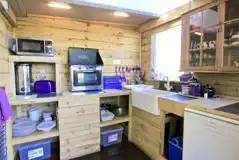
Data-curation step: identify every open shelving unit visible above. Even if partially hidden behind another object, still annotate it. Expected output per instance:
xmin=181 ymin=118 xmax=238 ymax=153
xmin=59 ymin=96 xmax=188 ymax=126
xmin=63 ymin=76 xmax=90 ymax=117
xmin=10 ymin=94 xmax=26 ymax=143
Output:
xmin=9 ymin=55 xmax=61 ymax=97
xmin=12 ymin=129 xmax=59 ymax=145
xmin=100 ymin=116 xmax=130 ymax=127
xmin=99 ymin=93 xmax=132 ymax=141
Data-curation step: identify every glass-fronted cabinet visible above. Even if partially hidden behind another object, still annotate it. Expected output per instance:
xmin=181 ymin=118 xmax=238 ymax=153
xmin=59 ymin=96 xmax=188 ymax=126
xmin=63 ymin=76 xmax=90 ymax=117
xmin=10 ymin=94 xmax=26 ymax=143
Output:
xmin=181 ymin=0 xmax=239 ymax=72
xmin=185 ymin=4 xmax=219 ymax=71
xmin=222 ymin=0 xmax=239 ymax=71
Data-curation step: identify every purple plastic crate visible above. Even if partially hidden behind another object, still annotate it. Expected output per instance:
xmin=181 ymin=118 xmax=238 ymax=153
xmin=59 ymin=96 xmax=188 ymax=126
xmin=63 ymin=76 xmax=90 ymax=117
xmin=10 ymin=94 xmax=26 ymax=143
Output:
xmin=103 ymin=76 xmax=122 ymax=90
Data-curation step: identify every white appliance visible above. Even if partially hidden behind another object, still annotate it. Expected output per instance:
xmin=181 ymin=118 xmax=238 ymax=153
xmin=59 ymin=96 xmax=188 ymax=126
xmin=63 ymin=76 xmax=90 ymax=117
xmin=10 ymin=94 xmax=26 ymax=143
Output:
xmin=183 ymin=108 xmax=239 ymax=160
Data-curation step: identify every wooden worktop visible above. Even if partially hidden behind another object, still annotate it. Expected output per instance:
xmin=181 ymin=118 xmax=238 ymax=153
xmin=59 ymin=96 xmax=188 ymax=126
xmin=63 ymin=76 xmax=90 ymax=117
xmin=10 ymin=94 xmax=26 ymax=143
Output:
xmin=159 ymin=95 xmax=239 ymax=120
xmin=9 ymin=89 xmax=131 ymax=106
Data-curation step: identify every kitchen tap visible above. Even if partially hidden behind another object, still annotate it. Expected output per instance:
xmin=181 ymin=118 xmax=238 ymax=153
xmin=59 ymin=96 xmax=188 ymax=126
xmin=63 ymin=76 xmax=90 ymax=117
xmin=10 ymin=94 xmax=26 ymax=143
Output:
xmin=163 ymin=76 xmax=173 ymax=91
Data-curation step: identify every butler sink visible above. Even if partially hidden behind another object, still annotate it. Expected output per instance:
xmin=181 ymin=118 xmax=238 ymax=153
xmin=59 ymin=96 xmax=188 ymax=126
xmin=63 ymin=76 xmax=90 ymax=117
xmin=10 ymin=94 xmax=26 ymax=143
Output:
xmin=132 ymin=88 xmax=176 ymax=115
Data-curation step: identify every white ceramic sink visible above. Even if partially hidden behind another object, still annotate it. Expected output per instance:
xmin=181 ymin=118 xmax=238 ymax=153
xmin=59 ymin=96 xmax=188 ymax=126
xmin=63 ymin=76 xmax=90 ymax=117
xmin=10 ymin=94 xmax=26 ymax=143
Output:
xmin=132 ymin=88 xmax=176 ymax=115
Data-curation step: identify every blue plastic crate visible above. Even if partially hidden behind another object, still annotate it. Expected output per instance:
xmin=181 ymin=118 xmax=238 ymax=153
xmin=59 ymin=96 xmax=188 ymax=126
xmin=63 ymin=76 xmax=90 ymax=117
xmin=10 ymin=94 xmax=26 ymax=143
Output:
xmin=168 ymin=137 xmax=182 ymax=160
xmin=16 ymin=139 xmax=52 ymax=160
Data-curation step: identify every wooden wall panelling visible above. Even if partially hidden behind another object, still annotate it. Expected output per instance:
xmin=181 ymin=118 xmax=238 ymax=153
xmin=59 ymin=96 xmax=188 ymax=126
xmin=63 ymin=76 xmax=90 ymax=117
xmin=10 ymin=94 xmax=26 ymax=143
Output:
xmin=0 ymin=10 xmax=14 ymax=160
xmin=15 ymin=14 xmax=140 ymax=91
xmin=0 ymin=11 xmax=13 ymax=95
xmin=195 ymin=73 xmax=239 ymax=99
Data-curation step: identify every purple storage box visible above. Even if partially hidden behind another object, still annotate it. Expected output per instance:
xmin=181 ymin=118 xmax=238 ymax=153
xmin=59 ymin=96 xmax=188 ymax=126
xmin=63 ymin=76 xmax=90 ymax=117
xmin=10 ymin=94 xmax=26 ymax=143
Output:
xmin=103 ymin=76 xmax=122 ymax=90
xmin=34 ymin=80 xmax=55 ymax=93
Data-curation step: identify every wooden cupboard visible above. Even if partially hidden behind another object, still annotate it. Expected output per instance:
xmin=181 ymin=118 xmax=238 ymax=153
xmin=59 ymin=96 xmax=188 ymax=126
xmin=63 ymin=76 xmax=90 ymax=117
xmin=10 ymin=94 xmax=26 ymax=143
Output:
xmin=58 ymin=95 xmax=100 ymax=160
xmin=181 ymin=0 xmax=239 ymax=72
xmin=131 ymin=107 xmax=161 ymax=160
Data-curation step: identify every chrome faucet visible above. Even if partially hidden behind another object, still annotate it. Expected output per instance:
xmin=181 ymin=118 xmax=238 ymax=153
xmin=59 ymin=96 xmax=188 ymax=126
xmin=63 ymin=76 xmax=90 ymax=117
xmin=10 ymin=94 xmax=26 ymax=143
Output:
xmin=163 ymin=76 xmax=173 ymax=91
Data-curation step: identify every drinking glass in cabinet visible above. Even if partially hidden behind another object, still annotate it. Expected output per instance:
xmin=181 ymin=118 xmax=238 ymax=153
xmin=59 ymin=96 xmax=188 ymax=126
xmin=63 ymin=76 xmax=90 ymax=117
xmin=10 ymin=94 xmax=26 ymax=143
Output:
xmin=189 ymin=52 xmax=200 ymax=67
xmin=223 ymin=21 xmax=239 ymax=68
xmin=190 ymin=12 xmax=202 ymax=31
xmin=225 ymin=0 xmax=239 ymax=22
xmin=189 ymin=31 xmax=201 ymax=51
xmin=203 ymin=6 xmax=218 ymax=28
xmin=202 ymin=27 xmax=217 ymax=66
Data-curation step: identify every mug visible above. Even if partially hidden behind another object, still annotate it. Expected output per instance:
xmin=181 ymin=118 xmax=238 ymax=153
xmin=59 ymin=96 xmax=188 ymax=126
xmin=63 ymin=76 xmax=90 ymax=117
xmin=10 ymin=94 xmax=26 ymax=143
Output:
xmin=203 ymin=42 xmax=208 ymax=48
xmin=209 ymin=41 xmax=216 ymax=48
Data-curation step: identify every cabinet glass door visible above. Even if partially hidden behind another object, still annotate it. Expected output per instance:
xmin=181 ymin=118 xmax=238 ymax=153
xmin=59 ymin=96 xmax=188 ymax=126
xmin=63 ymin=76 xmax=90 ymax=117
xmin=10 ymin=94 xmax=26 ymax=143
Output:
xmin=222 ymin=0 xmax=239 ymax=70
xmin=202 ymin=27 xmax=217 ymax=67
xmin=188 ymin=6 xmax=218 ymax=69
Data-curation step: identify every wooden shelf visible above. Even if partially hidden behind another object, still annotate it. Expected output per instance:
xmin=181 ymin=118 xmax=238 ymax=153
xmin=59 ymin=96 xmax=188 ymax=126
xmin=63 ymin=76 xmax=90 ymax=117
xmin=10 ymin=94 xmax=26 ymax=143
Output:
xmin=189 ymin=47 xmax=216 ymax=52
xmin=9 ymin=94 xmax=58 ymax=106
xmin=224 ymin=43 xmax=239 ymax=49
xmin=9 ymin=55 xmax=61 ymax=63
xmin=100 ymin=116 xmax=130 ymax=127
xmin=12 ymin=128 xmax=59 ymax=145
xmin=99 ymin=90 xmax=131 ymax=98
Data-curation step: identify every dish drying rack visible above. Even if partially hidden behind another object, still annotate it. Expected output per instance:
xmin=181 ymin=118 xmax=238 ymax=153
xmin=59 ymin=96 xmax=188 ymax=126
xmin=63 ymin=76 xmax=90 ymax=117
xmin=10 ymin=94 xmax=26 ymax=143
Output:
xmin=0 ymin=86 xmax=7 ymax=160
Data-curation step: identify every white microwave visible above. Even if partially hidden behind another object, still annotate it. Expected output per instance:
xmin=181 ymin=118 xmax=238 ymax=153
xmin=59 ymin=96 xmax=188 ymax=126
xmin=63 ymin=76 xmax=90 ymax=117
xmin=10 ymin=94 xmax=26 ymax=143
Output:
xmin=8 ymin=38 xmax=54 ymax=56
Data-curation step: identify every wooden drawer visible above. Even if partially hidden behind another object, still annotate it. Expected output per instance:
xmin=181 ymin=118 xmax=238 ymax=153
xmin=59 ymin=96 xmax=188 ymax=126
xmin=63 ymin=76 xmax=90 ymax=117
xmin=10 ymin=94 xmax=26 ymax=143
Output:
xmin=132 ymin=107 xmax=161 ymax=129
xmin=61 ymin=144 xmax=100 ymax=160
xmin=59 ymin=113 xmax=100 ymax=129
xmin=158 ymin=98 xmax=186 ymax=117
xmin=58 ymin=105 xmax=99 ymax=118
xmin=131 ymin=116 xmax=161 ymax=160
xmin=60 ymin=127 xmax=100 ymax=140
xmin=58 ymin=94 xmax=99 ymax=107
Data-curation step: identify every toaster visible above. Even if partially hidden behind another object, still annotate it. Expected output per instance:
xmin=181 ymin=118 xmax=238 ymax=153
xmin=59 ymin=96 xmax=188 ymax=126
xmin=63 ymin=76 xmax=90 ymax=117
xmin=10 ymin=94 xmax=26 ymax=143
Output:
xmin=34 ymin=80 xmax=55 ymax=93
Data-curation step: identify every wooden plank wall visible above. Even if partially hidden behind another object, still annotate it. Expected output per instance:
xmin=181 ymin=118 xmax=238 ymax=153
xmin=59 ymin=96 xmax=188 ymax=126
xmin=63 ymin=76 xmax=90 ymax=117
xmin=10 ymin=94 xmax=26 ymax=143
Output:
xmin=0 ymin=11 xmax=13 ymax=95
xmin=15 ymin=14 xmax=140 ymax=91
xmin=195 ymin=73 xmax=239 ymax=99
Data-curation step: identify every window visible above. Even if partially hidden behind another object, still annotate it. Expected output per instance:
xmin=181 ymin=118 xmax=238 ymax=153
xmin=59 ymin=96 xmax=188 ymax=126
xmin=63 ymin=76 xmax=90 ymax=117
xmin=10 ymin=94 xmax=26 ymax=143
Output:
xmin=151 ymin=25 xmax=183 ymax=81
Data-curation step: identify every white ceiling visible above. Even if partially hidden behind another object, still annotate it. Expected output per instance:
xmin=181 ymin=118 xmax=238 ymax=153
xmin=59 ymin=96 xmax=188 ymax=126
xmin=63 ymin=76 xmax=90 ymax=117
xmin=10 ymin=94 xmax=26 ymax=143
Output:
xmin=9 ymin=0 xmax=159 ymax=25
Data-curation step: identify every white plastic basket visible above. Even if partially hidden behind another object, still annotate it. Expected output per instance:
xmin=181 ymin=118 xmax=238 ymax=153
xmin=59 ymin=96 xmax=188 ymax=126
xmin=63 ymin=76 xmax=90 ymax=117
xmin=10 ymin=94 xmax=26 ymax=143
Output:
xmin=101 ymin=110 xmax=115 ymax=122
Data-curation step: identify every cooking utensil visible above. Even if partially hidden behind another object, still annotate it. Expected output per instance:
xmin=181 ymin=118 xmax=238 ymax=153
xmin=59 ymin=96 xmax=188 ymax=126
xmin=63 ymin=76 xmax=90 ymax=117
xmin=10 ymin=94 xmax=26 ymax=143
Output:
xmin=112 ymin=106 xmax=128 ymax=117
xmin=122 ymin=66 xmax=126 ymax=83
xmin=115 ymin=66 xmax=118 ymax=76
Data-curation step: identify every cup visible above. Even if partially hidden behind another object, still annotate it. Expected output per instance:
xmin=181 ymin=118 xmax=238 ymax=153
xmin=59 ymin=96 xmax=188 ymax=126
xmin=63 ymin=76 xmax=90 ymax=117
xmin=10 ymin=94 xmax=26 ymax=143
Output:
xmin=28 ymin=108 xmax=40 ymax=122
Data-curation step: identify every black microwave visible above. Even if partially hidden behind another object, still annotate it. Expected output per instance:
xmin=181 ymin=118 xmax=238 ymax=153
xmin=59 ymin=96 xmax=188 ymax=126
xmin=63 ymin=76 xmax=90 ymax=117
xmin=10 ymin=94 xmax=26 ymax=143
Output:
xmin=8 ymin=38 xmax=54 ymax=56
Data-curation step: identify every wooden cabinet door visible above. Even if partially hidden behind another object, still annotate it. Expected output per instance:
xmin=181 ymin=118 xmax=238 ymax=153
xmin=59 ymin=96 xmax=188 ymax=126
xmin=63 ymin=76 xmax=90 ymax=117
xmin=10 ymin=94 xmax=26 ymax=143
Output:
xmin=131 ymin=115 xmax=161 ymax=160
xmin=181 ymin=2 xmax=221 ymax=72
xmin=219 ymin=0 xmax=239 ymax=72
xmin=58 ymin=95 xmax=100 ymax=160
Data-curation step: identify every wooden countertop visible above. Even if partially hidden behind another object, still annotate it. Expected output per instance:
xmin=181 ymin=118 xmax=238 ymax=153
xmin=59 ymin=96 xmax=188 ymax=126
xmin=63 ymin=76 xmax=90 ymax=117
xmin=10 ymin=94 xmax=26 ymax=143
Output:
xmin=9 ymin=89 xmax=131 ymax=106
xmin=159 ymin=95 xmax=239 ymax=121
